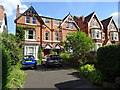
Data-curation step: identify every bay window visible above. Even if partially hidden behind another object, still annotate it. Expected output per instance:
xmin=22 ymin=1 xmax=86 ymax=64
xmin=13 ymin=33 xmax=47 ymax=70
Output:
xmin=110 ymin=32 xmax=118 ymax=41
xmin=91 ymin=29 xmax=101 ymax=39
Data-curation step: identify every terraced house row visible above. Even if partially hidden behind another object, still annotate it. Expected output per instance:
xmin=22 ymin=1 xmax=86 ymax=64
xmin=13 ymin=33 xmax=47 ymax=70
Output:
xmin=14 ymin=5 xmax=120 ymax=59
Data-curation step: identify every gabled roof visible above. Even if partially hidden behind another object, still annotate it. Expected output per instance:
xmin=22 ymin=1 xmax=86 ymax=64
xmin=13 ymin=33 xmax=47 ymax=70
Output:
xmin=14 ymin=6 xmax=44 ymax=24
xmin=59 ymin=13 xmax=80 ymax=30
xmin=101 ymin=16 xmax=117 ymax=30
xmin=84 ymin=11 xmax=103 ymax=29
xmin=85 ymin=12 xmax=95 ymax=23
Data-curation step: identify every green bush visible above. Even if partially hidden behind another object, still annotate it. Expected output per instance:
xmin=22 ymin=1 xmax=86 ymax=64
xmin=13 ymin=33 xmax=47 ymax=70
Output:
xmin=1 ymin=33 xmax=26 ymax=89
xmin=60 ymin=52 xmax=70 ymax=65
xmin=80 ymin=64 xmax=104 ymax=85
xmin=97 ymin=44 xmax=120 ymax=81
xmin=37 ymin=60 xmax=41 ymax=64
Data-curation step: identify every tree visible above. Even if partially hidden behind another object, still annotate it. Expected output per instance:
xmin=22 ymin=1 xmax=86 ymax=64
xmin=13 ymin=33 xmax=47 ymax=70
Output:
xmin=64 ymin=31 xmax=93 ymax=60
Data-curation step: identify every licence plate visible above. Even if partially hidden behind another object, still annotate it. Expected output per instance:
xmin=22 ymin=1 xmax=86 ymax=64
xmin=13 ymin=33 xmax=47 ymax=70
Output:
xmin=26 ymin=61 xmax=32 ymax=62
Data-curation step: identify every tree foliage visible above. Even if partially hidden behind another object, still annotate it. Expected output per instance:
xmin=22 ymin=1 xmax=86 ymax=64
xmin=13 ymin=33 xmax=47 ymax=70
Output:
xmin=64 ymin=31 xmax=93 ymax=59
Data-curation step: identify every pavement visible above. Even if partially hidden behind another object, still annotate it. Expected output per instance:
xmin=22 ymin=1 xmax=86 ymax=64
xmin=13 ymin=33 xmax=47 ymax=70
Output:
xmin=23 ymin=65 xmax=100 ymax=89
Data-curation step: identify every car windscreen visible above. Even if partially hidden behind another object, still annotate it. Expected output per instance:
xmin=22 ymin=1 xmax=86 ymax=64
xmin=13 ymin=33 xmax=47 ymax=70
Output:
xmin=23 ymin=56 xmax=34 ymax=59
xmin=51 ymin=55 xmax=62 ymax=59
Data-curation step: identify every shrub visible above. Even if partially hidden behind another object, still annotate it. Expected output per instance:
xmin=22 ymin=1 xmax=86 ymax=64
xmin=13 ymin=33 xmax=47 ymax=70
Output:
xmin=97 ymin=44 xmax=120 ymax=81
xmin=80 ymin=64 xmax=104 ymax=85
xmin=1 ymin=33 xmax=26 ymax=89
xmin=38 ymin=47 xmax=42 ymax=60
xmin=60 ymin=52 xmax=70 ymax=65
xmin=37 ymin=60 xmax=41 ymax=65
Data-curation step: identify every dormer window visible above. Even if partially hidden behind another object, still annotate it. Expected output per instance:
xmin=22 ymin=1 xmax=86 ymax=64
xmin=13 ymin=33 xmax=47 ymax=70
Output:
xmin=32 ymin=17 xmax=36 ymax=24
xmin=26 ymin=16 xmax=30 ymax=23
xmin=45 ymin=18 xmax=50 ymax=23
xmin=92 ymin=19 xmax=98 ymax=26
xmin=54 ymin=20 xmax=59 ymax=25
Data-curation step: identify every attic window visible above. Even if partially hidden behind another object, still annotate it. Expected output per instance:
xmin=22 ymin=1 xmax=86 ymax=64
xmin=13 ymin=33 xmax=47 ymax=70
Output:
xmin=26 ymin=16 xmax=30 ymax=23
xmin=110 ymin=24 xmax=115 ymax=30
xmin=45 ymin=18 xmax=50 ymax=23
xmin=92 ymin=19 xmax=98 ymax=26
xmin=32 ymin=17 xmax=36 ymax=24
xmin=70 ymin=23 xmax=73 ymax=29
xmin=66 ymin=22 xmax=69 ymax=28
xmin=54 ymin=20 xmax=59 ymax=25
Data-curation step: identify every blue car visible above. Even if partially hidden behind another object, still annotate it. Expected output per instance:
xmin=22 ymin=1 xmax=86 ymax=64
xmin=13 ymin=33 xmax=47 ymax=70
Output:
xmin=21 ymin=55 xmax=37 ymax=69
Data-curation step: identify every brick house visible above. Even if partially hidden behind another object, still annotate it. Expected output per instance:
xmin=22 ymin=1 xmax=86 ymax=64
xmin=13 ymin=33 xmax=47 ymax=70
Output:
xmin=0 ymin=5 xmax=8 ymax=33
xmin=14 ymin=5 xmax=80 ymax=59
xmin=74 ymin=12 xmax=119 ymax=50
xmin=101 ymin=16 xmax=119 ymax=45
xmin=15 ymin=5 xmax=119 ymax=59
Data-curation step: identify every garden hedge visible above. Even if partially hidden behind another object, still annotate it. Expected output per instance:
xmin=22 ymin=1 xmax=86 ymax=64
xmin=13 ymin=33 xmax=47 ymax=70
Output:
xmin=97 ymin=44 xmax=120 ymax=81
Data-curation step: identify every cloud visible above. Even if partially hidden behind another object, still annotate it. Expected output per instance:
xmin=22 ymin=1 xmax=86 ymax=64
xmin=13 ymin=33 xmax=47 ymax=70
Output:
xmin=0 ymin=0 xmax=28 ymax=16
xmin=109 ymin=12 xmax=120 ymax=27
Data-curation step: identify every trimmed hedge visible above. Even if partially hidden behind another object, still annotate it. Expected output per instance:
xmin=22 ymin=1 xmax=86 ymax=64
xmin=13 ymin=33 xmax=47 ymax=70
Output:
xmin=97 ymin=44 xmax=120 ymax=81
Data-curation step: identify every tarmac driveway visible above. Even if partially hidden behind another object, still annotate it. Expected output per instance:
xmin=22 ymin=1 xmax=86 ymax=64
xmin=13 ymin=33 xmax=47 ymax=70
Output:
xmin=23 ymin=65 xmax=98 ymax=89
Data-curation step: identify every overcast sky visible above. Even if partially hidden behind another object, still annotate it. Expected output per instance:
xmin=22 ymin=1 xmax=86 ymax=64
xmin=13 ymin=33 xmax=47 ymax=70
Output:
xmin=0 ymin=0 xmax=119 ymax=34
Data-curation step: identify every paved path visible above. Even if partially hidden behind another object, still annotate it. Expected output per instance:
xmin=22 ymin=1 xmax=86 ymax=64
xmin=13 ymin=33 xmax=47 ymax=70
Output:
xmin=23 ymin=65 xmax=98 ymax=89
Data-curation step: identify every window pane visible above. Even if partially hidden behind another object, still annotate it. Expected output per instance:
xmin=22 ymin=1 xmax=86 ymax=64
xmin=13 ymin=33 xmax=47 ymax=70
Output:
xmin=45 ymin=19 xmax=50 ymax=23
xmin=45 ymin=32 xmax=49 ymax=40
xmin=26 ymin=16 xmax=30 ymax=23
xmin=66 ymin=22 xmax=69 ymax=28
xmin=70 ymin=23 xmax=73 ymax=29
xmin=32 ymin=17 xmax=36 ymax=24
xmin=54 ymin=20 xmax=59 ymax=25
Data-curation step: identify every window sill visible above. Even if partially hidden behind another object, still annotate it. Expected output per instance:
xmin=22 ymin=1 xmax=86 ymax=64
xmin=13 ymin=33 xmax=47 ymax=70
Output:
xmin=25 ymin=23 xmax=37 ymax=26
xmin=25 ymin=39 xmax=36 ymax=41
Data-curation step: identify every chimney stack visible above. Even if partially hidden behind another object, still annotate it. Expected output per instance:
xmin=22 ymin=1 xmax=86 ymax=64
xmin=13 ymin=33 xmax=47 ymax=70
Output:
xmin=81 ymin=15 xmax=84 ymax=22
xmin=16 ymin=5 xmax=20 ymax=18
xmin=0 ymin=5 xmax=4 ymax=20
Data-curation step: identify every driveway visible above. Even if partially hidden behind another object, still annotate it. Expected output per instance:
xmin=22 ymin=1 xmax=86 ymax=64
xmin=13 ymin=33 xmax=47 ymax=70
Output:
xmin=23 ymin=65 xmax=98 ymax=89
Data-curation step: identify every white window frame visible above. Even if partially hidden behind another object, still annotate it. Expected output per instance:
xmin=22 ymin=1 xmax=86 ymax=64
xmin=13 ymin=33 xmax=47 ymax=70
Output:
xmin=55 ymin=32 xmax=59 ymax=41
xmin=70 ymin=23 xmax=73 ymax=29
xmin=54 ymin=20 xmax=59 ymax=25
xmin=32 ymin=17 xmax=36 ymax=24
xmin=91 ymin=29 xmax=101 ymax=39
xmin=45 ymin=18 xmax=50 ymax=23
xmin=110 ymin=32 xmax=118 ymax=41
xmin=66 ymin=22 xmax=69 ymax=28
xmin=92 ymin=19 xmax=98 ymax=27
xmin=25 ymin=30 xmax=36 ymax=40
xmin=26 ymin=16 xmax=30 ymax=23
xmin=45 ymin=32 xmax=50 ymax=40
xmin=24 ymin=45 xmax=39 ymax=60
xmin=109 ymin=24 xmax=115 ymax=30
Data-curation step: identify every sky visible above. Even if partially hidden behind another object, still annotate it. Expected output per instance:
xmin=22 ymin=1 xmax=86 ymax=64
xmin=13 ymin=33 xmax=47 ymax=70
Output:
xmin=0 ymin=0 xmax=119 ymax=34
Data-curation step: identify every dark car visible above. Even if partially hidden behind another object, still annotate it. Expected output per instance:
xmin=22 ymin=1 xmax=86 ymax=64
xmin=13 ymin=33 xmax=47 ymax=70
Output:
xmin=21 ymin=55 xmax=37 ymax=69
xmin=43 ymin=54 xmax=62 ymax=67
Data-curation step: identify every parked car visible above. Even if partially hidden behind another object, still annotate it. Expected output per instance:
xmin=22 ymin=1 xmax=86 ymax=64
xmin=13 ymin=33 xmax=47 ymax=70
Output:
xmin=21 ymin=55 xmax=37 ymax=69
xmin=42 ymin=54 xmax=63 ymax=67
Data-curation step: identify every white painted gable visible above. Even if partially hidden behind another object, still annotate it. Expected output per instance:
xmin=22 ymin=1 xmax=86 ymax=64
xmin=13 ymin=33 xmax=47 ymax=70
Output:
xmin=45 ymin=45 xmax=52 ymax=49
